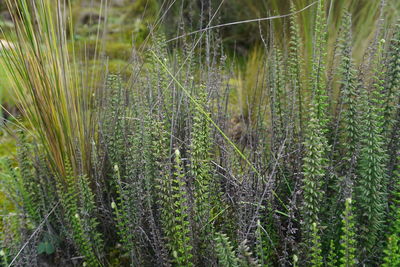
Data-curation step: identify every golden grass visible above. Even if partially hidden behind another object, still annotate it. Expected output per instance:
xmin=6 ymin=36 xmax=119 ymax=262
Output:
xmin=0 ymin=0 xmax=104 ymax=179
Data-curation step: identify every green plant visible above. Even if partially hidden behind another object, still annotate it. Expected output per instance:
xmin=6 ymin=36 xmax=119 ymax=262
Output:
xmin=56 ymin=161 xmax=102 ymax=266
xmin=355 ymin=40 xmax=387 ymax=258
xmin=339 ymin=198 xmax=357 ymax=267
xmin=214 ymin=233 xmax=239 ymax=267
xmin=237 ymin=240 xmax=260 ymax=267
xmin=327 ymin=240 xmax=338 ymax=267
xmin=158 ymin=148 xmax=193 ymax=266
xmin=1 ymin=0 xmax=400 ymax=265
xmin=309 ymin=222 xmax=323 ymax=267
xmin=288 ymin=0 xmax=304 ymax=135
xmin=190 ymin=88 xmax=218 ymax=260
xmin=301 ymin=108 xmax=328 ymax=231
xmin=382 ymin=178 xmax=400 ymax=266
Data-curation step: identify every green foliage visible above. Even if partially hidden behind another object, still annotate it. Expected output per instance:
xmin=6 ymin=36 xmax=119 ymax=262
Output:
xmin=339 ymin=198 xmax=357 ymax=267
xmin=2 ymin=0 xmax=400 ymax=265
xmin=190 ymin=87 xmax=220 ymax=261
xmin=16 ymin=134 xmax=41 ymax=223
xmin=338 ymin=11 xmax=360 ymax=166
xmin=311 ymin=0 xmax=329 ymax=129
xmin=327 ymin=240 xmax=338 ymax=267
xmin=288 ymin=0 xmax=304 ymax=134
xmin=37 ymin=241 xmax=55 ymax=255
xmin=309 ymin=222 xmax=323 ymax=267
xmin=105 ymin=74 xmax=125 ymax=167
xmin=301 ymin=107 xmax=328 ymax=231
xmin=382 ymin=178 xmax=400 ymax=266
xmin=255 ymin=220 xmax=271 ymax=266
xmin=383 ymin=22 xmax=400 ymax=134
xmin=301 ymin=0 xmax=330 ymax=239
xmin=355 ymin=40 xmax=387 ymax=256
xmin=214 ymin=233 xmax=239 ymax=267
xmin=159 ymin=149 xmax=193 ymax=266
xmin=237 ymin=240 xmax=260 ymax=267
xmin=57 ymin=161 xmax=102 ymax=266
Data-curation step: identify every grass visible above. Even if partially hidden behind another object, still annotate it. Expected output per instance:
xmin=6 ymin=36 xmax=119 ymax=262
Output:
xmin=1 ymin=0 xmax=104 ymax=179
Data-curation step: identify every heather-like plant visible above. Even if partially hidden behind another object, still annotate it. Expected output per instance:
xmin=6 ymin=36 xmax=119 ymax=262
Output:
xmin=158 ymin=148 xmax=193 ymax=266
xmin=190 ymin=88 xmax=218 ymax=260
xmin=327 ymin=240 xmax=338 ymax=267
xmin=214 ymin=233 xmax=239 ymax=267
xmin=311 ymin=0 xmax=329 ymax=129
xmin=288 ymin=0 xmax=304 ymax=135
xmin=111 ymin=164 xmax=136 ymax=259
xmin=383 ymin=22 xmax=400 ymax=135
xmin=301 ymin=108 xmax=328 ymax=232
xmin=56 ymin=161 xmax=103 ymax=266
xmin=382 ymin=177 xmax=400 ymax=266
xmin=339 ymin=198 xmax=357 ymax=267
xmin=355 ymin=40 xmax=387 ymax=258
xmin=237 ymin=240 xmax=260 ymax=267
xmin=309 ymin=222 xmax=323 ymax=267
xmin=338 ymin=11 xmax=360 ymax=171
xmin=301 ymin=0 xmax=330 ymax=238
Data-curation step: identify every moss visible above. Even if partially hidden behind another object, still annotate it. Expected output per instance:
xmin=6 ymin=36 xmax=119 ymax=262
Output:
xmin=104 ymin=42 xmax=133 ymax=60
xmin=108 ymin=59 xmax=132 ymax=80
xmin=128 ymin=0 xmax=159 ymax=21
xmin=0 ymin=133 xmax=17 ymax=233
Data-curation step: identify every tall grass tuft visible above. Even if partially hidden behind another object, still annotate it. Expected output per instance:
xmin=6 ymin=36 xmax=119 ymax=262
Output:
xmin=1 ymin=0 xmax=101 ymax=179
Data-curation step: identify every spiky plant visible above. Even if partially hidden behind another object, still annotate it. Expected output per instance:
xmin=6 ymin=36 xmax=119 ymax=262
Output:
xmin=301 ymin=107 xmax=328 ymax=232
xmin=111 ymin=164 xmax=136 ymax=260
xmin=310 ymin=0 xmax=329 ymax=129
xmin=104 ymin=74 xmax=126 ymax=169
xmin=339 ymin=198 xmax=357 ymax=267
xmin=270 ymin=45 xmax=286 ymax=147
xmin=288 ymin=0 xmax=304 ymax=136
xmin=15 ymin=136 xmax=41 ymax=223
xmin=386 ymin=22 xmax=400 ymax=185
xmin=158 ymin=148 xmax=193 ymax=266
xmin=309 ymin=222 xmax=323 ymax=267
xmin=56 ymin=161 xmax=102 ymax=266
xmin=338 ymin=11 xmax=360 ymax=172
xmin=382 ymin=176 xmax=400 ymax=266
xmin=383 ymin=22 xmax=400 ymax=136
xmin=301 ymin=0 xmax=330 ymax=237
xmin=214 ymin=233 xmax=239 ymax=267
xmin=355 ymin=40 xmax=388 ymax=258
xmin=190 ymin=88 xmax=218 ymax=260
xmin=237 ymin=240 xmax=260 ymax=267
xmin=327 ymin=240 xmax=338 ymax=267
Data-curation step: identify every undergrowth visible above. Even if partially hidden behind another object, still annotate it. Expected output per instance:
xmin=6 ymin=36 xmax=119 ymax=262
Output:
xmin=0 ymin=0 xmax=399 ymax=266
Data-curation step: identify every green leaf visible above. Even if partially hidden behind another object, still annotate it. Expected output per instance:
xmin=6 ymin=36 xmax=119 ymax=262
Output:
xmin=37 ymin=241 xmax=55 ymax=255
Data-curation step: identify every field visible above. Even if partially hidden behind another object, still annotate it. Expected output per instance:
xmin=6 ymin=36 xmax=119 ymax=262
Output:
xmin=0 ymin=0 xmax=399 ymax=266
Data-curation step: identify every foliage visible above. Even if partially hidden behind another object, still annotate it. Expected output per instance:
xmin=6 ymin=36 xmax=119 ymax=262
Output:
xmin=382 ymin=177 xmax=400 ymax=266
xmin=339 ymin=198 xmax=357 ymax=267
xmin=309 ymin=222 xmax=323 ymax=267
xmin=355 ymin=39 xmax=388 ymax=260
xmin=0 ymin=0 xmax=399 ymax=266
xmin=214 ymin=233 xmax=239 ymax=267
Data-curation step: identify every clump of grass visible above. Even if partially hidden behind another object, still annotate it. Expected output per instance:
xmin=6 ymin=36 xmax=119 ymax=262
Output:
xmin=1 ymin=0 xmax=102 ymax=179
